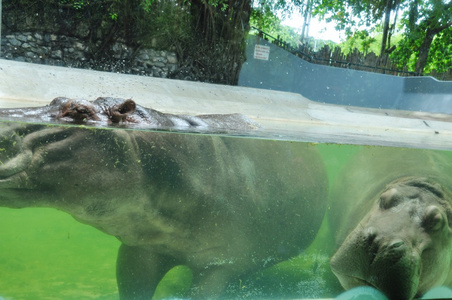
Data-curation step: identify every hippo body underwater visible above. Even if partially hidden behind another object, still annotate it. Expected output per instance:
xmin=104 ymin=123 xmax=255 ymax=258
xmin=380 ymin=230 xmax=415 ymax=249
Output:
xmin=0 ymin=97 xmax=328 ymax=299
xmin=329 ymin=147 xmax=452 ymax=299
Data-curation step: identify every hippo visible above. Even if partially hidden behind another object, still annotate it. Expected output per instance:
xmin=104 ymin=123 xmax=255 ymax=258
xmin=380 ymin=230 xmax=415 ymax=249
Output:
xmin=328 ymin=146 xmax=452 ymax=299
xmin=0 ymin=96 xmax=260 ymax=131
xmin=0 ymin=97 xmax=328 ymax=299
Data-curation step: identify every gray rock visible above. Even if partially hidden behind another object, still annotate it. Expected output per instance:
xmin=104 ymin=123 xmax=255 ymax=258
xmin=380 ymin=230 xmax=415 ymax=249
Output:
xmin=167 ymin=54 xmax=178 ymax=64
xmin=152 ymin=62 xmax=166 ymax=68
xmin=3 ymin=31 xmax=179 ymax=79
xmin=8 ymin=38 xmax=22 ymax=47
xmin=75 ymin=23 xmax=90 ymax=37
xmin=51 ymin=50 xmax=63 ymax=59
xmin=74 ymin=42 xmax=85 ymax=50
xmin=25 ymin=52 xmax=36 ymax=58
xmin=138 ymin=52 xmax=150 ymax=61
xmin=16 ymin=34 xmax=28 ymax=42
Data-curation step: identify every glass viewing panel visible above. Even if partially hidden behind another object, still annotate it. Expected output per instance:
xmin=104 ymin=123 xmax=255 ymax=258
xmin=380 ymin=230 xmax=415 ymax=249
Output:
xmin=1 ymin=1 xmax=452 ymax=299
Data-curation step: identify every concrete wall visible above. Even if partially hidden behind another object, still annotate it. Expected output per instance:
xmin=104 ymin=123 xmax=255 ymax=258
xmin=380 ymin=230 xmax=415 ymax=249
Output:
xmin=239 ymin=36 xmax=452 ymax=114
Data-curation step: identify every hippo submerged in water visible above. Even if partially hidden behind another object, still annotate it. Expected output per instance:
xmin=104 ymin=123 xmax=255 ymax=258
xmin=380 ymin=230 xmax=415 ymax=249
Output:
xmin=329 ymin=147 xmax=452 ymax=299
xmin=0 ymin=97 xmax=328 ymax=299
xmin=1 ymin=96 xmax=259 ymax=131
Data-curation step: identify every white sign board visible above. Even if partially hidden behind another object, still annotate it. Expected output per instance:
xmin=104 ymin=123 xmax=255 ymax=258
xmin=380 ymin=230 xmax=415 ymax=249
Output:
xmin=254 ymin=45 xmax=270 ymax=60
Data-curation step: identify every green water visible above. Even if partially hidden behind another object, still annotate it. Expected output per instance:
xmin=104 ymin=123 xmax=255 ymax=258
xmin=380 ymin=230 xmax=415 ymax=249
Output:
xmin=0 ymin=129 xmax=354 ymax=300
xmin=0 ymin=207 xmax=119 ymax=299
xmin=1 ymin=121 xmax=449 ymax=299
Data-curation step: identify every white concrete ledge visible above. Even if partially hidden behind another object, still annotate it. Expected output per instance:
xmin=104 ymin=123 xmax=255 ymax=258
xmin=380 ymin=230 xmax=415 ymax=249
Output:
xmin=1 ymin=59 xmax=451 ymax=150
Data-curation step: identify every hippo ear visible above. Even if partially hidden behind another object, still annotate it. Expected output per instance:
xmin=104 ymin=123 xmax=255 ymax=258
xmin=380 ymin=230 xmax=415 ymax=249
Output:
xmin=379 ymin=188 xmax=402 ymax=209
xmin=422 ymin=205 xmax=446 ymax=233
xmin=118 ymin=99 xmax=136 ymax=115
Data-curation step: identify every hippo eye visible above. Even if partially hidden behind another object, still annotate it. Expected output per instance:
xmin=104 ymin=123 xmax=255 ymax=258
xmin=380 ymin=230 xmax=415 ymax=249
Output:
xmin=76 ymin=106 xmax=89 ymax=114
xmin=422 ymin=205 xmax=445 ymax=232
xmin=379 ymin=188 xmax=402 ymax=209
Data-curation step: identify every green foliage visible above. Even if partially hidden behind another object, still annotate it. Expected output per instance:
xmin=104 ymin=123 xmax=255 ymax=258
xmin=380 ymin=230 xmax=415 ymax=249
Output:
xmin=136 ymin=1 xmax=194 ymax=50
xmin=309 ymin=0 xmax=452 ymax=74
xmin=110 ymin=12 xmax=118 ymax=21
xmin=389 ymin=35 xmax=418 ymax=71
xmin=253 ymin=0 xmax=301 ymax=21
xmin=387 ymin=0 xmax=452 ymax=73
xmin=250 ymin=1 xmax=339 ymax=49
xmin=424 ymin=28 xmax=452 ymax=73
xmin=5 ymin=0 xmax=452 ymax=76
xmin=250 ymin=6 xmax=301 ymax=48
xmin=341 ymin=30 xmax=377 ymax=54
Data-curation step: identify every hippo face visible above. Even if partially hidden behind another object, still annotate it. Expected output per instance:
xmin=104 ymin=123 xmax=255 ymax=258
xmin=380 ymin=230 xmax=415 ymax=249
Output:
xmin=0 ymin=97 xmax=259 ymax=132
xmin=330 ymin=177 xmax=452 ymax=299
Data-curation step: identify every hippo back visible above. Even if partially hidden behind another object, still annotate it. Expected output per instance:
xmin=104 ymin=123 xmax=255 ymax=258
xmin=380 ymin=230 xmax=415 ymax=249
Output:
xmin=131 ymin=131 xmax=329 ymax=263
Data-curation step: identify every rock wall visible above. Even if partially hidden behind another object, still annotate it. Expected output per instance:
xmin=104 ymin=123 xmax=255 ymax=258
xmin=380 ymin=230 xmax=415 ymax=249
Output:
xmin=0 ymin=32 xmax=178 ymax=78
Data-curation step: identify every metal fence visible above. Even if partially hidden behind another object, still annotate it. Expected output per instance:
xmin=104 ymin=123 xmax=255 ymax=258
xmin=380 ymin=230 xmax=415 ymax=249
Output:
xmin=251 ymin=27 xmax=420 ymax=77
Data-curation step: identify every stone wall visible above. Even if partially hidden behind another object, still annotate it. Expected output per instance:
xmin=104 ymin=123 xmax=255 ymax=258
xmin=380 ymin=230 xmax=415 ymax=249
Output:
xmin=0 ymin=31 xmax=178 ymax=78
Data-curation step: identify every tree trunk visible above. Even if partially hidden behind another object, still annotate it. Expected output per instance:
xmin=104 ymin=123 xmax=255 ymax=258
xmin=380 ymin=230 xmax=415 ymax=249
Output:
xmin=387 ymin=0 xmax=399 ymax=51
xmin=415 ymin=29 xmax=434 ymax=74
xmin=379 ymin=0 xmax=393 ymax=58
xmin=300 ymin=0 xmax=312 ymax=43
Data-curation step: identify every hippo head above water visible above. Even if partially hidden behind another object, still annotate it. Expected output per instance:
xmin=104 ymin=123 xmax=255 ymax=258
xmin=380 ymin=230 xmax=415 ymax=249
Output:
xmin=0 ymin=97 xmax=328 ymax=299
xmin=329 ymin=148 xmax=452 ymax=300
xmin=0 ymin=96 xmax=260 ymax=131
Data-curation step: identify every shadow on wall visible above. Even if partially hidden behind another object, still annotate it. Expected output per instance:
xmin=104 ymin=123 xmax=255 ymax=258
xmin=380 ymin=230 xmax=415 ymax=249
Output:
xmin=238 ymin=36 xmax=452 ymax=114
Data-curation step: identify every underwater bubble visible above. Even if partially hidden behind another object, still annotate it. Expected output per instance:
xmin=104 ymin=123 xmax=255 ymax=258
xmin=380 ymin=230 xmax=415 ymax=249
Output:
xmin=295 ymin=278 xmax=327 ymax=298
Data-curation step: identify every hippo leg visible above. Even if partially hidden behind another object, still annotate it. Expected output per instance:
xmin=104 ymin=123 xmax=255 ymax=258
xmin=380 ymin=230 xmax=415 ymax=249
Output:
xmin=116 ymin=244 xmax=179 ymax=300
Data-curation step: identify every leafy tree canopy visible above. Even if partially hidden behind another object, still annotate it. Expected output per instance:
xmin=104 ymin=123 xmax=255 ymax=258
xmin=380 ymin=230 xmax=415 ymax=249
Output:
xmin=3 ymin=0 xmax=450 ymax=77
xmin=252 ymin=0 xmax=452 ymax=75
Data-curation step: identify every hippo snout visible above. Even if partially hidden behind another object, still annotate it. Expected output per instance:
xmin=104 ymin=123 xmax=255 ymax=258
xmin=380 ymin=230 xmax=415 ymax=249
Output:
xmin=363 ymin=228 xmax=421 ymax=299
xmin=331 ymin=223 xmax=422 ymax=300
xmin=364 ymin=227 xmax=415 ymax=265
